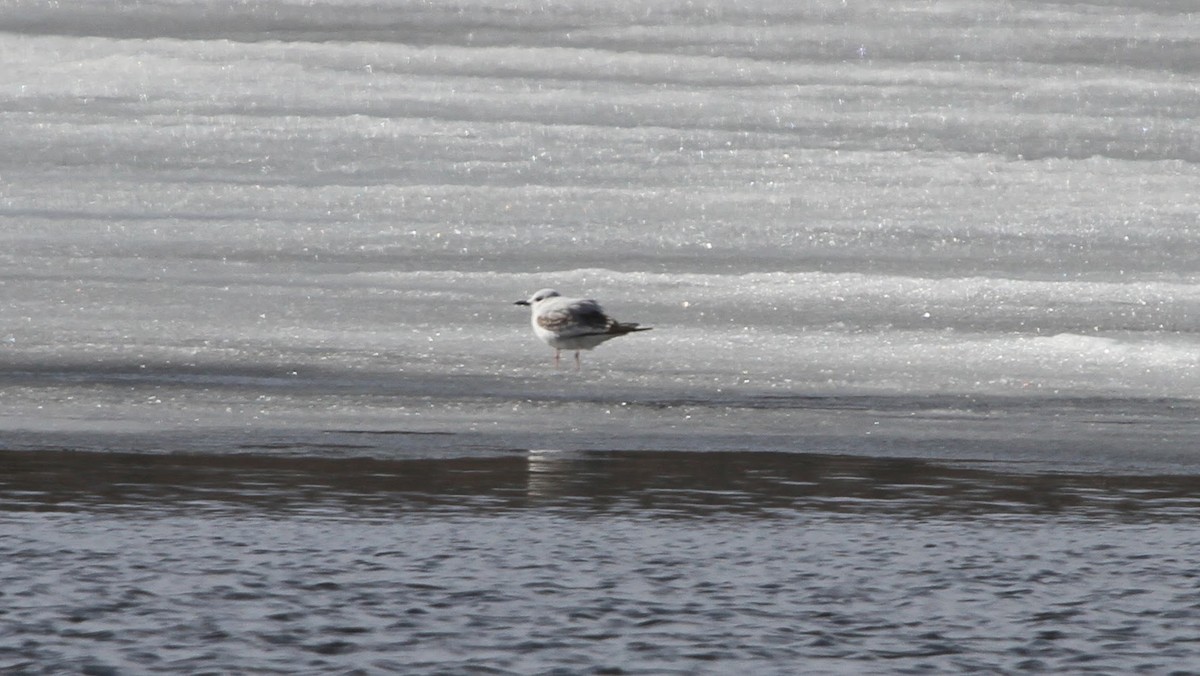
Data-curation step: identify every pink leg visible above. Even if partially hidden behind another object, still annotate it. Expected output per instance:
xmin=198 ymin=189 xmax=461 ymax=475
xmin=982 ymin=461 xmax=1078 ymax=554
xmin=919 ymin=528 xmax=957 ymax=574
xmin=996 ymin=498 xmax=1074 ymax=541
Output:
xmin=553 ymin=349 xmax=561 ymax=368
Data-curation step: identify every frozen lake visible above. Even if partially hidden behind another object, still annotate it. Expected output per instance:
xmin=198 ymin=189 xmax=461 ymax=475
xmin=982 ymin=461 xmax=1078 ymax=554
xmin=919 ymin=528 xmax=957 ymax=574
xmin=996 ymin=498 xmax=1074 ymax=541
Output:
xmin=2 ymin=0 xmax=1200 ymax=672
xmin=1 ymin=0 xmax=1199 ymax=465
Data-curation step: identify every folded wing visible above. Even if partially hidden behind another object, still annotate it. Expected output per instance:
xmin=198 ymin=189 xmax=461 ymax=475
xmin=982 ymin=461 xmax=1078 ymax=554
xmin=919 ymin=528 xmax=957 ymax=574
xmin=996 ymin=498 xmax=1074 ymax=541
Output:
xmin=538 ymin=298 xmax=650 ymax=337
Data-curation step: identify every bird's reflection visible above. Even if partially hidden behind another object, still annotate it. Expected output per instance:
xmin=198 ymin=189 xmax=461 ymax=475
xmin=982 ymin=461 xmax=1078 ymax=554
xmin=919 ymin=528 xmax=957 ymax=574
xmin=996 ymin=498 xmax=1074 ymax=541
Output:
xmin=525 ymin=449 xmax=571 ymax=501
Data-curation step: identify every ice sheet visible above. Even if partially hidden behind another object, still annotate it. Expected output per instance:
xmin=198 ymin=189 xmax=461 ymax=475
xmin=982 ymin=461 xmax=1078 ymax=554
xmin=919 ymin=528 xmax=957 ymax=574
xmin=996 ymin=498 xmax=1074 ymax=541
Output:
xmin=1 ymin=0 xmax=1197 ymax=467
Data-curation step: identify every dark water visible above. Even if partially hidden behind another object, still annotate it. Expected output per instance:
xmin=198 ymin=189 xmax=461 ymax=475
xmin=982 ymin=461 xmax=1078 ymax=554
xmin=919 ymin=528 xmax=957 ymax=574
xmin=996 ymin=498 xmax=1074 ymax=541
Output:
xmin=4 ymin=448 xmax=1200 ymax=674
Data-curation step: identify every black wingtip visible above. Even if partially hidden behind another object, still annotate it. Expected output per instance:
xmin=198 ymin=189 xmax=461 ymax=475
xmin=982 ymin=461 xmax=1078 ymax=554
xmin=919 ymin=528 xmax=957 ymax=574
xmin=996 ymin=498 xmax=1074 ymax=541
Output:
xmin=612 ymin=323 xmax=652 ymax=334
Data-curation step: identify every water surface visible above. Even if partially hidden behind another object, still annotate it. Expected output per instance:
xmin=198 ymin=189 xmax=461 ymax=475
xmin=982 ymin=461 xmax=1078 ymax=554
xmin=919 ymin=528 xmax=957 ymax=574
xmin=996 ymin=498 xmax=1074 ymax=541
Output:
xmin=4 ymin=449 xmax=1200 ymax=674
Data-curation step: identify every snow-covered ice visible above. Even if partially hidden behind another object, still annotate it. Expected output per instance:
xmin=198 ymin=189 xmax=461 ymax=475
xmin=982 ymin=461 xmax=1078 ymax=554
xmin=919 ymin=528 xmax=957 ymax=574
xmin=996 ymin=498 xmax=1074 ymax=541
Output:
xmin=1 ymin=0 xmax=1198 ymax=467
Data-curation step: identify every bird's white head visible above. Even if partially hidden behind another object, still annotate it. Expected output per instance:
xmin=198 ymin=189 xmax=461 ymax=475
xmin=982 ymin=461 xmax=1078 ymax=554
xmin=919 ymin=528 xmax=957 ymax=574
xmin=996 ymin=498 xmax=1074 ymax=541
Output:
xmin=514 ymin=288 xmax=561 ymax=307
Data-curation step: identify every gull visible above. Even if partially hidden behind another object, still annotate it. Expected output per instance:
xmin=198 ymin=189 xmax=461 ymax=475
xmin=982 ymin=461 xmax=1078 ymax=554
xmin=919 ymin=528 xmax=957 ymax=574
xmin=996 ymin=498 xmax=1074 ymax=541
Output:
xmin=515 ymin=288 xmax=652 ymax=369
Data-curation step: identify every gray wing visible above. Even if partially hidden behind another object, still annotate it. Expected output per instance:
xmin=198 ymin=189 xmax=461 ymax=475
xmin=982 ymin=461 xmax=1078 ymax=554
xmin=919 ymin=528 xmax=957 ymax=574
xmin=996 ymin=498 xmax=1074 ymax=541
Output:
xmin=537 ymin=298 xmax=614 ymax=336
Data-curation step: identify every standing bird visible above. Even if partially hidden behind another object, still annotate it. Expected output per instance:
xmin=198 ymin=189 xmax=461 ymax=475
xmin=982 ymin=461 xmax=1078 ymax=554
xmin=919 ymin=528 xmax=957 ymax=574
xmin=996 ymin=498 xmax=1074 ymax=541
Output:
xmin=515 ymin=288 xmax=652 ymax=369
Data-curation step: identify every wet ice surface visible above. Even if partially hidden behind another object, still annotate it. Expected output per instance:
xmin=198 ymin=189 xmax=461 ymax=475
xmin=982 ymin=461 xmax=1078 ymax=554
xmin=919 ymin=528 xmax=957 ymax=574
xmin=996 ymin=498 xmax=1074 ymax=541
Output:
xmin=5 ymin=449 xmax=1200 ymax=674
xmin=3 ymin=0 xmax=1200 ymax=672
xmin=2 ymin=0 xmax=1199 ymax=465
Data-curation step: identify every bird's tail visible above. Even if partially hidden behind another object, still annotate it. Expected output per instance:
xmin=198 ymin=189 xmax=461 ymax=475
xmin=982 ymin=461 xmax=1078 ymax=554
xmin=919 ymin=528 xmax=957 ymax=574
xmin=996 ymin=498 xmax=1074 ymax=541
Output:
xmin=610 ymin=322 xmax=652 ymax=335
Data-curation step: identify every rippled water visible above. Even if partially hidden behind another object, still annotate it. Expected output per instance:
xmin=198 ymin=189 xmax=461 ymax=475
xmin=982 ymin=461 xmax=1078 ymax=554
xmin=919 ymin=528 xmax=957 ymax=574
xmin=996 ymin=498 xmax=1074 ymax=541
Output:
xmin=5 ymin=449 xmax=1200 ymax=674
